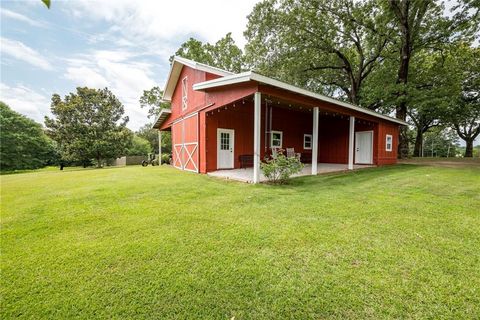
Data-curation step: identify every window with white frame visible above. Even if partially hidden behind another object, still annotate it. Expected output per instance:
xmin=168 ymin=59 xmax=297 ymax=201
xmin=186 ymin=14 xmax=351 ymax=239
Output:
xmin=271 ymin=131 xmax=283 ymax=148
xmin=181 ymin=77 xmax=188 ymax=110
xmin=386 ymin=134 xmax=393 ymax=152
xmin=303 ymin=134 xmax=312 ymax=150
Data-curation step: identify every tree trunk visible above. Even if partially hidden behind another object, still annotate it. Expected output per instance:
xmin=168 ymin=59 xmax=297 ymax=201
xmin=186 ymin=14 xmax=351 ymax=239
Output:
xmin=394 ymin=1 xmax=411 ymax=159
xmin=465 ymin=139 xmax=474 ymax=157
xmin=396 ymin=51 xmax=410 ymax=158
xmin=413 ymin=129 xmax=423 ymax=157
xmin=96 ymin=152 xmax=102 ymax=168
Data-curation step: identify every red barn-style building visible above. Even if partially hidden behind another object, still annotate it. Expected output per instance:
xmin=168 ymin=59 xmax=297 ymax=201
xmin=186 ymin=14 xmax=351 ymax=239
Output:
xmin=153 ymin=57 xmax=407 ymax=183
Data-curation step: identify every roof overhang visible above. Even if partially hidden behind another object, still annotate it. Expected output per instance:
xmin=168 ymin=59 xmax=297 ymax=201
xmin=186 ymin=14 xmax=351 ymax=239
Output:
xmin=162 ymin=56 xmax=233 ymax=101
xmin=152 ymin=108 xmax=172 ymax=129
xmin=193 ymin=71 xmax=409 ymax=126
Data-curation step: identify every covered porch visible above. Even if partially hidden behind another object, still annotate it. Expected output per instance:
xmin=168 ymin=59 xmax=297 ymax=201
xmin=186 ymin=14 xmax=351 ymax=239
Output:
xmin=207 ymin=163 xmax=375 ymax=183
xmin=201 ymin=90 xmax=379 ymax=183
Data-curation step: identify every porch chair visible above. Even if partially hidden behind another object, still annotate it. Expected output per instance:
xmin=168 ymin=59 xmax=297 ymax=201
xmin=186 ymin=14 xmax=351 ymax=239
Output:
xmin=271 ymin=147 xmax=279 ymax=159
xmin=286 ymin=148 xmax=301 ymax=160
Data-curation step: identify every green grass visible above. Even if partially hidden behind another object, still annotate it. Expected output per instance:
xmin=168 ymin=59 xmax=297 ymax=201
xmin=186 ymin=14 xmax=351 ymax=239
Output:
xmin=1 ymin=165 xmax=479 ymax=319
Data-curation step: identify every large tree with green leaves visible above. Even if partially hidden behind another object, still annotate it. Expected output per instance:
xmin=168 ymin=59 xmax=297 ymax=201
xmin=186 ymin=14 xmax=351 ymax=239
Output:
xmin=45 ymin=87 xmax=132 ymax=167
xmin=136 ymin=123 xmax=172 ymax=155
xmin=244 ymin=0 xmax=392 ymax=106
xmin=138 ymin=87 xmax=171 ymax=155
xmin=442 ymin=45 xmax=480 ymax=157
xmin=1 ymin=102 xmax=57 ymax=171
xmin=126 ymin=135 xmax=152 ymax=156
xmin=172 ymin=33 xmax=245 ymax=73
xmin=139 ymin=87 xmax=171 ymax=119
xmin=383 ymin=0 xmax=478 ymax=157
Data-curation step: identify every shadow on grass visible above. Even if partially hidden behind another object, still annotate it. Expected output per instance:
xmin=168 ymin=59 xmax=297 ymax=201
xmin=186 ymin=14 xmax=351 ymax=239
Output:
xmin=261 ymin=164 xmax=420 ymax=192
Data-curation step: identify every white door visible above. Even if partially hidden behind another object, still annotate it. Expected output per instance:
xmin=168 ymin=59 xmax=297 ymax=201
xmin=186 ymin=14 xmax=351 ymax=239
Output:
xmin=355 ymin=131 xmax=373 ymax=164
xmin=217 ymin=128 xmax=234 ymax=169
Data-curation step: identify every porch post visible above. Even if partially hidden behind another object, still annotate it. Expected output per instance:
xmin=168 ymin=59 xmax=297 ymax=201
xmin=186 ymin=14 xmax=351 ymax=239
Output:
xmin=253 ymin=92 xmax=261 ymax=184
xmin=348 ymin=116 xmax=355 ymax=170
xmin=158 ymin=130 xmax=162 ymax=165
xmin=311 ymin=107 xmax=319 ymax=175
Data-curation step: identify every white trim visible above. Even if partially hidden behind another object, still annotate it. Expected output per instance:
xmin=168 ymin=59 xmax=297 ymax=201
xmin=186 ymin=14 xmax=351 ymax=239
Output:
xmin=184 ymin=143 xmax=198 ymax=172
xmin=181 ymin=76 xmax=188 ymax=110
xmin=162 ymin=56 xmax=233 ymax=101
xmin=173 ymin=144 xmax=183 ymax=169
xmin=386 ymin=134 xmax=393 ymax=152
xmin=253 ymin=92 xmax=261 ymax=184
xmin=270 ymin=130 xmax=283 ymax=148
xmin=348 ymin=116 xmax=355 ymax=170
xmin=312 ymin=107 xmax=319 ymax=175
xmin=172 ymin=111 xmax=199 ymax=125
xmin=158 ymin=130 xmax=162 ymax=165
xmin=152 ymin=108 xmax=172 ymax=129
xmin=172 ymin=114 xmax=199 ymax=173
xmin=216 ymin=128 xmax=235 ymax=169
xmin=355 ymin=130 xmax=374 ymax=165
xmin=193 ymin=71 xmax=408 ymax=126
xmin=174 ymin=56 xmax=232 ymax=77
xmin=303 ymin=134 xmax=312 ymax=150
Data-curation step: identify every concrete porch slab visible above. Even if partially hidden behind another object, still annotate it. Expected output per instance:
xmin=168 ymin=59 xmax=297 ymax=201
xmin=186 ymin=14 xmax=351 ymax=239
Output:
xmin=207 ymin=163 xmax=375 ymax=183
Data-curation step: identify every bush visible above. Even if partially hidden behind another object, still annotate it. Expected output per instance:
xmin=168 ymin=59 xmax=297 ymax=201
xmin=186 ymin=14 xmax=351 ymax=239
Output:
xmin=160 ymin=153 xmax=171 ymax=165
xmin=260 ymin=149 xmax=304 ymax=184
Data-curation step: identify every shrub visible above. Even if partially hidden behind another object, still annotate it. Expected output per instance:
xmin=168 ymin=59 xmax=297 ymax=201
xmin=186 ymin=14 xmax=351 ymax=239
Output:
xmin=260 ymin=149 xmax=304 ymax=184
xmin=160 ymin=153 xmax=171 ymax=165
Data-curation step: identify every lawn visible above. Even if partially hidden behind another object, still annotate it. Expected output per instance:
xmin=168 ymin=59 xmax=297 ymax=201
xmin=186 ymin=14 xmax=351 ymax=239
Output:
xmin=1 ymin=164 xmax=479 ymax=319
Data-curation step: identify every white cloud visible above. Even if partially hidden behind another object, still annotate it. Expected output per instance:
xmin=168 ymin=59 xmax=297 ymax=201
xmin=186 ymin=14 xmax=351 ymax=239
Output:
xmin=63 ymin=49 xmax=155 ymax=130
xmin=64 ymin=66 xmax=109 ymax=88
xmin=66 ymin=0 xmax=260 ymax=60
xmin=0 ymin=37 xmax=52 ymax=70
xmin=0 ymin=83 xmax=51 ymax=123
xmin=0 ymin=8 xmax=46 ymax=27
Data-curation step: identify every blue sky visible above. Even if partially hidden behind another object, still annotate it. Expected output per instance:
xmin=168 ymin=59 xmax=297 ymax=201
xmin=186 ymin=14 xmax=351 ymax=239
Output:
xmin=1 ymin=0 xmax=259 ymax=130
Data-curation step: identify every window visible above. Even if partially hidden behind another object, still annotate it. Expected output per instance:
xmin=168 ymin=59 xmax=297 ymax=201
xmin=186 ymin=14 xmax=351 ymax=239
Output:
xmin=181 ymin=77 xmax=188 ymax=110
xmin=386 ymin=134 xmax=393 ymax=152
xmin=303 ymin=134 xmax=312 ymax=150
xmin=271 ymin=131 xmax=283 ymax=148
xmin=220 ymin=132 xmax=230 ymax=150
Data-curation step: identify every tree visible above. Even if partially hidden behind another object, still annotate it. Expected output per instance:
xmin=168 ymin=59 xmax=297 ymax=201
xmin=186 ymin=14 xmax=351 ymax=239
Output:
xmin=172 ymin=33 xmax=245 ymax=73
xmin=0 ymin=102 xmax=57 ymax=171
xmin=244 ymin=0 xmax=392 ymax=105
xmin=442 ymin=45 xmax=480 ymax=157
xmin=422 ymin=127 xmax=460 ymax=157
xmin=139 ymin=87 xmax=170 ymax=119
xmin=45 ymin=87 xmax=132 ymax=167
xmin=384 ymin=0 xmax=478 ymax=158
xmin=405 ymin=50 xmax=459 ymax=157
xmin=136 ymin=123 xmax=172 ymax=155
xmin=126 ymin=135 xmax=152 ymax=156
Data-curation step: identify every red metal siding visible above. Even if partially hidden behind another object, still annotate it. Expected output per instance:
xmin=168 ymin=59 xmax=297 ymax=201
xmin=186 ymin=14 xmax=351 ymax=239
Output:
xmin=206 ymin=102 xmax=256 ymax=172
xmin=166 ymin=69 xmax=400 ymax=172
xmin=171 ymin=114 xmax=199 ymax=172
xmin=160 ymin=66 xmax=224 ymax=130
xmin=377 ymin=122 xmax=399 ymax=165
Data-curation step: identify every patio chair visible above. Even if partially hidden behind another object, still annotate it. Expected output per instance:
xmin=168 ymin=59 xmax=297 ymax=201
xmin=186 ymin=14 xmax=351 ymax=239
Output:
xmin=271 ymin=147 xmax=279 ymax=159
xmin=286 ymin=148 xmax=301 ymax=160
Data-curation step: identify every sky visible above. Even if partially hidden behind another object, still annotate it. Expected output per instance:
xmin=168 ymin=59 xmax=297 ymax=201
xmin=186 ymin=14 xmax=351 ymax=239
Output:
xmin=0 ymin=0 xmax=260 ymax=130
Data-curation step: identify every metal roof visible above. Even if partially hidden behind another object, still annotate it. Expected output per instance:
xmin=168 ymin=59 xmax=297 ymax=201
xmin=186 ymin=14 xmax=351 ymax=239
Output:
xmin=152 ymin=108 xmax=172 ymax=129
